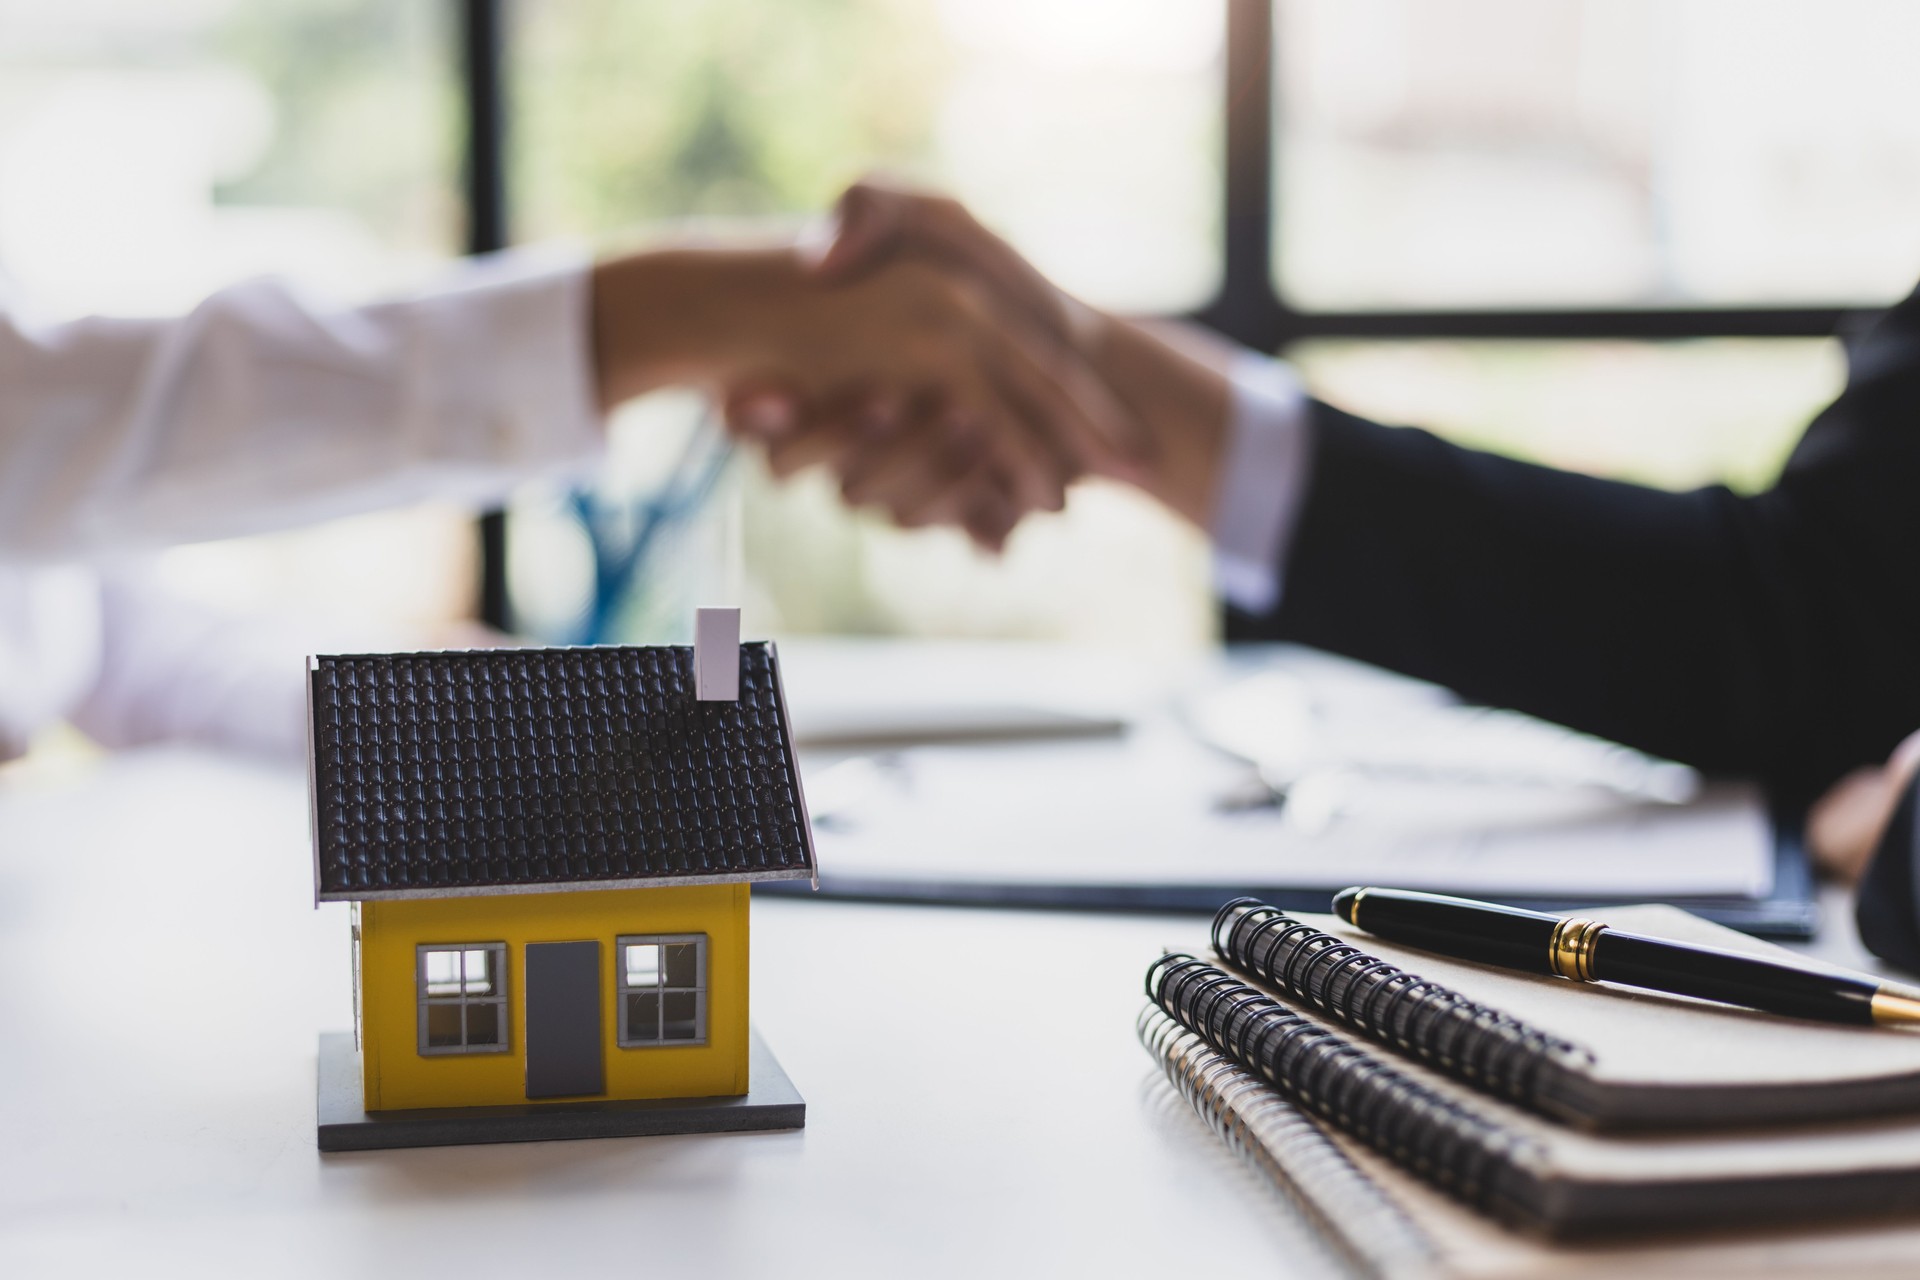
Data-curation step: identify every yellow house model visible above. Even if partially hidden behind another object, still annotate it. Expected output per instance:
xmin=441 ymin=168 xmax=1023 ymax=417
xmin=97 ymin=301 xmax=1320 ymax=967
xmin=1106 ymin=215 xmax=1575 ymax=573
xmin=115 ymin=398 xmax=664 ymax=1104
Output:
xmin=310 ymin=611 xmax=816 ymax=1151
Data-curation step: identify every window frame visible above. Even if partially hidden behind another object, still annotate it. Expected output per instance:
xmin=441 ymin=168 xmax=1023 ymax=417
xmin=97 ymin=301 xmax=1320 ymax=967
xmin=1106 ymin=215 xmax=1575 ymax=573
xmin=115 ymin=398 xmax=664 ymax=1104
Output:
xmin=457 ymin=0 xmax=1873 ymax=630
xmin=416 ymin=941 xmax=511 ymax=1057
xmin=615 ymin=932 xmax=710 ymax=1048
xmin=1196 ymin=0 xmax=1869 ymax=353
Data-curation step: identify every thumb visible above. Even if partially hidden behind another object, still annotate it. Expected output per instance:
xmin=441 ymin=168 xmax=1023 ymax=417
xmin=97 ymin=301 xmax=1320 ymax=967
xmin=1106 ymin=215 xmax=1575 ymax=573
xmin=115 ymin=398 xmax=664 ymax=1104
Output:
xmin=812 ymin=184 xmax=903 ymax=281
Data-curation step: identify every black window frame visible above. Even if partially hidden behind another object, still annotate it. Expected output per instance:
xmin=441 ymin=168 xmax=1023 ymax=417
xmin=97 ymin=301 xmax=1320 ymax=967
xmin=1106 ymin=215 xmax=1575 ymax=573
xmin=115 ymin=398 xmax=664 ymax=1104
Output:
xmin=455 ymin=0 xmax=1873 ymax=632
xmin=1197 ymin=0 xmax=1867 ymax=350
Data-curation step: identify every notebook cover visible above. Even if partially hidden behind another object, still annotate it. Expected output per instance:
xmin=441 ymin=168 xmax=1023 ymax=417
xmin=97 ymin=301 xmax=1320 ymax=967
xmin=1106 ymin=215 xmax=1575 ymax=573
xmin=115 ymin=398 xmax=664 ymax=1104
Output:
xmin=1276 ymin=905 xmax=1920 ymax=1130
xmin=1144 ymin=1013 xmax=1920 ymax=1276
xmin=1153 ymin=949 xmax=1920 ymax=1239
xmin=1341 ymin=1134 xmax=1920 ymax=1279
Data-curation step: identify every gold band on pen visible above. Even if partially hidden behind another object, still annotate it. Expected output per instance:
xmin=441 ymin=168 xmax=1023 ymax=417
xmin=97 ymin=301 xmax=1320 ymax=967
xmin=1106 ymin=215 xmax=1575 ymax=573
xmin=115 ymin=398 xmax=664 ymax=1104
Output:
xmin=1871 ymin=986 xmax=1920 ymax=1028
xmin=1548 ymin=917 xmax=1606 ymax=983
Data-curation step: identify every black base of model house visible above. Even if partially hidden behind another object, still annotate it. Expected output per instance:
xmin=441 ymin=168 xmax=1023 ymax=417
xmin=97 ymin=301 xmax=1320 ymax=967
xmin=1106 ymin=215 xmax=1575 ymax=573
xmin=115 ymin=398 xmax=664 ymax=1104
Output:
xmin=315 ymin=1027 xmax=806 ymax=1152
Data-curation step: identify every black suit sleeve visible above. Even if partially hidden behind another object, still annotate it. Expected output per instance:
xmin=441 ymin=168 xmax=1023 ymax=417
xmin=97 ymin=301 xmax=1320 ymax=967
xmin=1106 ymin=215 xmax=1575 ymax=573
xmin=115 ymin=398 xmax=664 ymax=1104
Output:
xmin=1238 ymin=294 xmax=1920 ymax=805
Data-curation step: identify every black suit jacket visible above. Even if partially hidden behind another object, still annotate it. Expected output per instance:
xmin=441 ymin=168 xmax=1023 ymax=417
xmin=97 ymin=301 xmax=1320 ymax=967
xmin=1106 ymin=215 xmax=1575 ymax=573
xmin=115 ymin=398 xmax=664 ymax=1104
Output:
xmin=1234 ymin=292 xmax=1920 ymax=808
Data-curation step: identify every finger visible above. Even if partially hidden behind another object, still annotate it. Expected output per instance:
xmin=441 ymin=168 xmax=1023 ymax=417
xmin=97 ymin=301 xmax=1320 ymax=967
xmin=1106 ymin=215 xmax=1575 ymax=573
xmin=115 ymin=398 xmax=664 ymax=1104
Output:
xmin=954 ymin=386 xmax=1070 ymax=516
xmin=893 ymin=455 xmax=1022 ymax=540
xmin=840 ymin=404 xmax=989 ymax=524
xmin=897 ymin=435 xmax=1018 ymax=532
xmin=761 ymin=385 xmax=903 ymax=481
xmin=1808 ymin=766 xmax=1898 ymax=884
xmin=971 ymin=316 xmax=1135 ymax=486
xmin=761 ymin=414 xmax=858 ymax=482
xmin=960 ymin=479 xmax=1024 ymax=555
xmin=764 ymin=426 xmax=847 ymax=481
xmin=879 ymin=412 xmax=1034 ymax=535
xmin=813 ymin=181 xmax=906 ymax=281
xmin=1890 ymin=727 xmax=1920 ymax=784
xmin=898 ymin=274 xmax=1149 ymax=479
xmin=818 ymin=182 xmax=1071 ymax=342
xmin=818 ymin=180 xmax=1157 ymax=473
xmin=721 ymin=378 xmax=803 ymax=442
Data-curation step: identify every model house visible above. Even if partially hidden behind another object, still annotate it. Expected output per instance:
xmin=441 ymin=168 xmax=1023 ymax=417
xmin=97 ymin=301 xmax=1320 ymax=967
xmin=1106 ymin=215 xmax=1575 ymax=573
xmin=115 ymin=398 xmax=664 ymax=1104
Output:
xmin=309 ymin=609 xmax=815 ymax=1147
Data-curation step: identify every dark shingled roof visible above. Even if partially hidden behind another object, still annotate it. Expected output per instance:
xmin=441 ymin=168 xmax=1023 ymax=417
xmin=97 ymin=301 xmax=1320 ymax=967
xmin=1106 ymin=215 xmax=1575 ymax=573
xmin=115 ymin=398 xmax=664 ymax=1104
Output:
xmin=308 ymin=643 xmax=814 ymax=901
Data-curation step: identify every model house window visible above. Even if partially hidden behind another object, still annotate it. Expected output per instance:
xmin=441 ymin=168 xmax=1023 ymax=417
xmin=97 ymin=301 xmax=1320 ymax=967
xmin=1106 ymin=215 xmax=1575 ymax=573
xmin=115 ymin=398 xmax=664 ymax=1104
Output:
xmin=417 ymin=944 xmax=509 ymax=1055
xmin=617 ymin=934 xmax=707 ymax=1047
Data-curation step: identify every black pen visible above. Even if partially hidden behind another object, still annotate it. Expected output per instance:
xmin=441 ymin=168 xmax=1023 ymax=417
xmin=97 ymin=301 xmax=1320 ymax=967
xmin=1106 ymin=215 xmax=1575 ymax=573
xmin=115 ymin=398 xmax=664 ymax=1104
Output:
xmin=1332 ymin=885 xmax=1920 ymax=1029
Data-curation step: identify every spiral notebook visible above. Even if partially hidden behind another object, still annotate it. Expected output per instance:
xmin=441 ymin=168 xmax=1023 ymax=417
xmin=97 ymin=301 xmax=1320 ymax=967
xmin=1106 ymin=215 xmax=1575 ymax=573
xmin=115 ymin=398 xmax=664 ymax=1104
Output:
xmin=1209 ymin=902 xmax=1920 ymax=1130
xmin=1140 ymin=1009 xmax=1920 ymax=1279
xmin=1144 ymin=903 xmax=1920 ymax=1240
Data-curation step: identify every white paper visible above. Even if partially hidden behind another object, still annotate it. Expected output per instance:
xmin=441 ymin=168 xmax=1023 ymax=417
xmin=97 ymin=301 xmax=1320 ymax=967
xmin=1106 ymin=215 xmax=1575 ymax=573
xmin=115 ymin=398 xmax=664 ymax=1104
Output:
xmin=786 ymin=642 xmax=1773 ymax=901
xmin=804 ymin=725 xmax=1773 ymax=897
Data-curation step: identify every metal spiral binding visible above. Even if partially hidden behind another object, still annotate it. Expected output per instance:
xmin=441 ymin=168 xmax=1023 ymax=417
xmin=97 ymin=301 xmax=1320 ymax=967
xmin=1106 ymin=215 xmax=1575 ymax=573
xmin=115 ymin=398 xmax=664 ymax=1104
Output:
xmin=1211 ymin=898 xmax=1595 ymax=1111
xmin=1138 ymin=1005 xmax=1440 ymax=1280
xmin=1147 ymin=952 xmax=1546 ymax=1223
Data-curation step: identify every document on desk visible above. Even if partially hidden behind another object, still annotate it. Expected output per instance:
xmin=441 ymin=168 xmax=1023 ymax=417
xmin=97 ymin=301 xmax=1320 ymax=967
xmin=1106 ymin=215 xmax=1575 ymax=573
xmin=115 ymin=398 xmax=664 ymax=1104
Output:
xmin=778 ymin=639 xmax=1781 ymax=911
xmin=803 ymin=725 xmax=1774 ymax=901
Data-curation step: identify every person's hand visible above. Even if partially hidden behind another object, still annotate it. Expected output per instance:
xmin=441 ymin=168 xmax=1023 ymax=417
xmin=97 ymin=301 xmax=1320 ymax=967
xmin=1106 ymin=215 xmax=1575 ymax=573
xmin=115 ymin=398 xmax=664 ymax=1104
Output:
xmin=721 ymin=182 xmax=1157 ymax=549
xmin=730 ymin=373 xmax=1031 ymax=551
xmin=799 ymin=180 xmax=1152 ymax=479
xmin=1808 ymin=729 xmax=1920 ymax=883
xmin=592 ymin=245 xmax=1132 ymax=547
xmin=813 ymin=182 xmax=1109 ymax=389
xmin=727 ymin=180 xmax=1237 ymax=537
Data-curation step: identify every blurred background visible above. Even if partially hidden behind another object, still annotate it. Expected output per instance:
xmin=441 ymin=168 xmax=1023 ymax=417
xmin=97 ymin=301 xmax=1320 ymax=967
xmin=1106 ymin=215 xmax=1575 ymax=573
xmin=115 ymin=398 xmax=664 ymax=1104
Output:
xmin=5 ymin=0 xmax=1919 ymax=658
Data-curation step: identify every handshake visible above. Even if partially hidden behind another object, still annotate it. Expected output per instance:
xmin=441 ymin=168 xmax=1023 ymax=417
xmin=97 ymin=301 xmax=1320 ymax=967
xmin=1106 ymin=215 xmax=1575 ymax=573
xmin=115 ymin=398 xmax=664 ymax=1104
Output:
xmin=592 ymin=181 xmax=1236 ymax=551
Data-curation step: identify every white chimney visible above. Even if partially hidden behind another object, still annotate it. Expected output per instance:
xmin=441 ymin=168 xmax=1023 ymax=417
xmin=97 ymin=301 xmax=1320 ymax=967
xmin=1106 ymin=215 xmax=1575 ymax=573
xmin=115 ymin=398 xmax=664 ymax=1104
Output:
xmin=694 ymin=607 xmax=741 ymax=701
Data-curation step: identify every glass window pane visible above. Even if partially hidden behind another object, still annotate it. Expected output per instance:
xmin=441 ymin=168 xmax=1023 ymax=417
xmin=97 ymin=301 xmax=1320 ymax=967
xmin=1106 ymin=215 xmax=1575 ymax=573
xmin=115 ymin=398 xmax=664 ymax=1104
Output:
xmin=425 ymin=1002 xmax=464 ymax=1048
xmin=465 ymin=1002 xmax=502 ymax=1048
xmin=0 ymin=2 xmax=473 ymax=641
xmin=624 ymin=944 xmax=661 ymax=990
xmin=0 ymin=3 xmax=455 ymax=312
xmin=661 ymin=991 xmax=701 ymax=1041
xmin=1291 ymin=337 xmax=1845 ymax=492
xmin=423 ymin=950 xmax=462 ymax=997
xmin=1276 ymin=0 xmax=1920 ymax=309
xmin=927 ymin=0 xmax=1223 ymax=312
xmin=506 ymin=0 xmax=1223 ymax=649
xmin=461 ymin=949 xmax=495 ymax=997
xmin=662 ymin=942 xmax=701 ymax=989
xmin=626 ymin=992 xmax=661 ymax=1043
xmin=514 ymin=0 xmax=1220 ymax=313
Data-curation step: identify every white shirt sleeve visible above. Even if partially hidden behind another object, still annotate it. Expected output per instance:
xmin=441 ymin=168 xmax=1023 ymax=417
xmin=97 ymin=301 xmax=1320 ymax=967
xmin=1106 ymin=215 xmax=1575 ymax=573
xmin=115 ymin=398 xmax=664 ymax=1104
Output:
xmin=0 ymin=248 xmax=604 ymax=560
xmin=1210 ymin=350 xmax=1314 ymax=615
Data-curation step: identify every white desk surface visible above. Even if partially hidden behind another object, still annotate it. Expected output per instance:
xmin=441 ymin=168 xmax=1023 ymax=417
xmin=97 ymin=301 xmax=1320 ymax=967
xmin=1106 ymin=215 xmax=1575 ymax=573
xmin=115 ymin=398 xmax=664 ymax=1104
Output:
xmin=0 ymin=747 xmax=1351 ymax=1279
xmin=0 ymin=744 xmax=1881 ymax=1279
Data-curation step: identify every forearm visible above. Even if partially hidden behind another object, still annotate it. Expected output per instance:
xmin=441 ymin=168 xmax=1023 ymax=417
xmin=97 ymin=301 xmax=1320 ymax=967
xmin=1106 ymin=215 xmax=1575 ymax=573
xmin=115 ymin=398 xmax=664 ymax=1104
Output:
xmin=1080 ymin=316 xmax=1314 ymax=616
xmin=591 ymin=246 xmax=812 ymax=407
xmin=0 ymin=251 xmax=602 ymax=558
xmin=1081 ymin=314 xmax=1234 ymax=527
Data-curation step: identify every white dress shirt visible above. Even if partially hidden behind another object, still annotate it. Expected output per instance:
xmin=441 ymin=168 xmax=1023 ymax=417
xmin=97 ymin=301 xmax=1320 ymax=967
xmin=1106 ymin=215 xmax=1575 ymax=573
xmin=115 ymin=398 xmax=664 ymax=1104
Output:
xmin=0 ymin=250 xmax=604 ymax=759
xmin=1209 ymin=350 xmax=1313 ymax=615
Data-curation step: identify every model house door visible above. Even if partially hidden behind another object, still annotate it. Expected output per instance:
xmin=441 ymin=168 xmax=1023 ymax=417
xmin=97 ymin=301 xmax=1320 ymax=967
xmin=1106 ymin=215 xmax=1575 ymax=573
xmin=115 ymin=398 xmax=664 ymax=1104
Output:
xmin=524 ymin=941 xmax=604 ymax=1099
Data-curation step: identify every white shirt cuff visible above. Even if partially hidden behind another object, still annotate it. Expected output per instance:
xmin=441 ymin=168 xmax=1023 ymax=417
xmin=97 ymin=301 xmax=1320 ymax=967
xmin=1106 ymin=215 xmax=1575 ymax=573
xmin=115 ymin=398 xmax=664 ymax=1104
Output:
xmin=1210 ymin=352 xmax=1312 ymax=615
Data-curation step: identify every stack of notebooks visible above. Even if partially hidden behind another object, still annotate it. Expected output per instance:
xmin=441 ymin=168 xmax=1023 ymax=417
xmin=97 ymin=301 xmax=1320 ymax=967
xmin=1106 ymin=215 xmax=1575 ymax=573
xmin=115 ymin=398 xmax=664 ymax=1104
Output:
xmin=1140 ymin=900 xmax=1920 ymax=1278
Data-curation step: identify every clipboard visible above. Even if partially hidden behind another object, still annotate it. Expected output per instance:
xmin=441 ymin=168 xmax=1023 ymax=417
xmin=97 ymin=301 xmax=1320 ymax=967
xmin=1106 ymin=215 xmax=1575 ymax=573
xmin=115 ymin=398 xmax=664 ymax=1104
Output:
xmin=762 ymin=815 xmax=1817 ymax=939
